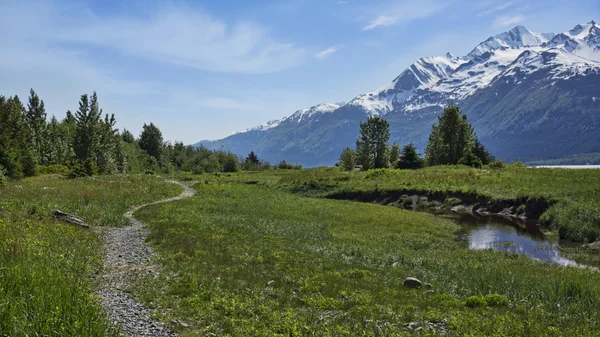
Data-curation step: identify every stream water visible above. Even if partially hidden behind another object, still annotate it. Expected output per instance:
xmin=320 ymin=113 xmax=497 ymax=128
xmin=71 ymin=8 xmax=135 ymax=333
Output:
xmin=455 ymin=214 xmax=595 ymax=268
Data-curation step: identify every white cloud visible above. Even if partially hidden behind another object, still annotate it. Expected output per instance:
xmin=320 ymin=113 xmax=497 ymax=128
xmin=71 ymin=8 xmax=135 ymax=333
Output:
xmin=1 ymin=0 xmax=307 ymax=75
xmin=478 ymin=1 xmax=514 ymax=17
xmin=315 ymin=45 xmax=343 ymax=60
xmin=362 ymin=1 xmax=448 ymax=31
xmin=363 ymin=16 xmax=398 ymax=31
xmin=493 ymin=14 xmax=525 ymax=28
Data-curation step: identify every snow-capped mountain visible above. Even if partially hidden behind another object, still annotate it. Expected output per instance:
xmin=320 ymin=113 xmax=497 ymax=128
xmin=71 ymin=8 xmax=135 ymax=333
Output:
xmin=196 ymin=21 xmax=600 ymax=166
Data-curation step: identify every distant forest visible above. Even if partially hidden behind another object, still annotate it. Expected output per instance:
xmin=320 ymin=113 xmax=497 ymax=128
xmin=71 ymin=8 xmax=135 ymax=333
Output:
xmin=526 ymin=153 xmax=600 ymax=166
xmin=0 ymin=89 xmax=290 ymax=183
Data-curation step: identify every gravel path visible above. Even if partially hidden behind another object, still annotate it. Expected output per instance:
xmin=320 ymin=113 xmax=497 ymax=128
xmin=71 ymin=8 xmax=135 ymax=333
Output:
xmin=96 ymin=181 xmax=195 ymax=337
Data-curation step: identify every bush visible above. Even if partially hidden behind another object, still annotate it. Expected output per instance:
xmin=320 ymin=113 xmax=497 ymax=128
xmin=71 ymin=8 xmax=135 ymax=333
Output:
xmin=66 ymin=159 xmax=98 ymax=179
xmin=223 ymin=156 xmax=240 ymax=173
xmin=484 ymin=294 xmax=509 ymax=307
xmin=0 ymin=165 xmax=6 ymax=187
xmin=487 ymin=160 xmax=505 ymax=169
xmin=277 ymin=161 xmax=302 ymax=170
xmin=464 ymin=295 xmax=487 ymax=308
xmin=509 ymin=161 xmax=527 ymax=168
xmin=37 ymin=164 xmax=70 ymax=175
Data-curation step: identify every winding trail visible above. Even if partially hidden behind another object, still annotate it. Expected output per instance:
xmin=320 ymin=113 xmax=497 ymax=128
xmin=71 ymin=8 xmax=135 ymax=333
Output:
xmin=96 ymin=181 xmax=196 ymax=337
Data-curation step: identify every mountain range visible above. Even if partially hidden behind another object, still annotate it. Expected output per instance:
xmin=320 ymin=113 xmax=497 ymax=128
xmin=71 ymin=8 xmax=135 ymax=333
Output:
xmin=195 ymin=21 xmax=600 ymax=167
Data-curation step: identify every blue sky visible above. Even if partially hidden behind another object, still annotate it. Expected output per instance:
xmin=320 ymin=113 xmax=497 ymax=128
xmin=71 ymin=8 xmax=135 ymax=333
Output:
xmin=1 ymin=0 xmax=598 ymax=144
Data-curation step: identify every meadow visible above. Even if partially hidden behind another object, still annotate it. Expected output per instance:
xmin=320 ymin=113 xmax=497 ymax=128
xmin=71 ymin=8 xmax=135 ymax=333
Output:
xmin=132 ymin=168 xmax=600 ymax=336
xmin=0 ymin=174 xmax=181 ymax=336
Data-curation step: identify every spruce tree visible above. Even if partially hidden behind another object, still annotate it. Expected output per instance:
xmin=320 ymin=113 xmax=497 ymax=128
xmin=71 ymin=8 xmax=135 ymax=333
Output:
xmin=25 ymin=89 xmax=48 ymax=164
xmin=0 ymin=96 xmax=36 ymax=177
xmin=398 ymin=143 xmax=424 ymax=169
xmin=356 ymin=116 xmax=390 ymax=170
xmin=389 ymin=142 xmax=401 ymax=168
xmin=425 ymin=105 xmax=475 ymax=166
xmin=471 ymin=137 xmax=491 ymax=165
xmin=339 ymin=147 xmax=357 ymax=171
xmin=139 ymin=123 xmax=164 ymax=162
xmin=73 ymin=93 xmax=101 ymax=163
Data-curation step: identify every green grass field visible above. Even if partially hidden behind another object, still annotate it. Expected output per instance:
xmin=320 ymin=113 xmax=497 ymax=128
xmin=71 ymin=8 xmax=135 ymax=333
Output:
xmin=0 ymin=174 xmax=181 ymax=336
xmin=132 ymin=170 xmax=600 ymax=336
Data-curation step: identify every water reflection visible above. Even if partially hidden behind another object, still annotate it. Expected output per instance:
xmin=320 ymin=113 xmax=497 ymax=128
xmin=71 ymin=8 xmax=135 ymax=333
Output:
xmin=456 ymin=215 xmax=591 ymax=268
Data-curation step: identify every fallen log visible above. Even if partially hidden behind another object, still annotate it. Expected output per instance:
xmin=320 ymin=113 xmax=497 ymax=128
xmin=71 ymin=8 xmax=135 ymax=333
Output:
xmin=51 ymin=210 xmax=90 ymax=228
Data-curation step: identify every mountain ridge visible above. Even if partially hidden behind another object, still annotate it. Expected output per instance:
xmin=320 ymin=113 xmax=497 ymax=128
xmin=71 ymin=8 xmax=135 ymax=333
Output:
xmin=196 ymin=21 xmax=600 ymax=167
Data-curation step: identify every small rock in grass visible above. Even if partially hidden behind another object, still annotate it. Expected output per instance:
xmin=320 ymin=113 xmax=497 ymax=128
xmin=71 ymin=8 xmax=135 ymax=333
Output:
xmin=403 ymin=277 xmax=422 ymax=289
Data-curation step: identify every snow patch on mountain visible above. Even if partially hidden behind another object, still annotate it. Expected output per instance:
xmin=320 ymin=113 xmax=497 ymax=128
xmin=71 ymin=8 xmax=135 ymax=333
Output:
xmin=283 ymin=103 xmax=340 ymax=124
xmin=231 ymin=119 xmax=283 ymax=135
xmin=224 ymin=21 xmax=599 ymax=138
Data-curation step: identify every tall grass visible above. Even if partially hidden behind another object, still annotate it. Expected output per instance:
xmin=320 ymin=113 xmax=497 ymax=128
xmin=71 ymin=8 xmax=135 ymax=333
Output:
xmin=0 ymin=174 xmax=182 ymax=336
xmin=133 ymin=177 xmax=600 ymax=336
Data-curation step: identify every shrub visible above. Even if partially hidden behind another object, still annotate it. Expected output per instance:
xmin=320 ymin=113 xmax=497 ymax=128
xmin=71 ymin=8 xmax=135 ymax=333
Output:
xmin=487 ymin=160 xmax=505 ymax=169
xmin=464 ymin=295 xmax=487 ymax=308
xmin=484 ymin=294 xmax=509 ymax=307
xmin=37 ymin=164 xmax=70 ymax=175
xmin=509 ymin=161 xmax=527 ymax=168
xmin=223 ymin=156 xmax=240 ymax=173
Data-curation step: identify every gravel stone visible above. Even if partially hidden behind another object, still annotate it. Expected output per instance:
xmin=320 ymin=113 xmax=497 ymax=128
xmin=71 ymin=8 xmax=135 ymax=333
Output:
xmin=95 ymin=181 xmax=195 ymax=337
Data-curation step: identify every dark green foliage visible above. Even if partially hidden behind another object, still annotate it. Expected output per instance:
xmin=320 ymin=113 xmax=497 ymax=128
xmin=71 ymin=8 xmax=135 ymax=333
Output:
xmin=244 ymin=151 xmax=262 ymax=171
xmin=277 ymin=160 xmax=302 ymax=169
xmin=0 ymin=165 xmax=5 ymax=187
xmin=356 ymin=116 xmax=390 ymax=170
xmin=139 ymin=123 xmax=164 ymax=162
xmin=25 ymin=89 xmax=49 ymax=165
xmin=339 ymin=147 xmax=356 ymax=171
xmin=459 ymin=151 xmax=483 ymax=168
xmin=121 ymin=129 xmax=135 ymax=143
xmin=426 ymin=105 xmax=475 ymax=166
xmin=73 ymin=93 xmax=100 ymax=163
xmin=223 ymin=155 xmax=241 ymax=172
xmin=0 ymin=95 xmax=36 ymax=178
xmin=472 ymin=137 xmax=491 ymax=165
xmin=488 ymin=160 xmax=505 ymax=169
xmin=398 ymin=143 xmax=424 ymax=169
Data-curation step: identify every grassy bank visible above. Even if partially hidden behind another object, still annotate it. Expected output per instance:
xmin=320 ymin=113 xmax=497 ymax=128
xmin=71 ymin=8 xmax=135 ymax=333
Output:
xmin=0 ymin=174 xmax=181 ymax=336
xmin=133 ymin=174 xmax=600 ymax=336
xmin=267 ymin=166 xmax=600 ymax=243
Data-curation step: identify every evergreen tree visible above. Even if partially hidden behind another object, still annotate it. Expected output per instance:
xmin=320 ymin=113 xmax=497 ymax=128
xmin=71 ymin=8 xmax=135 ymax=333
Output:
xmin=471 ymin=137 xmax=491 ymax=165
xmin=389 ymin=142 xmax=401 ymax=168
xmin=0 ymin=96 xmax=36 ymax=178
xmin=356 ymin=116 xmax=390 ymax=170
xmin=459 ymin=151 xmax=483 ymax=168
xmin=398 ymin=143 xmax=424 ymax=169
xmin=96 ymin=113 xmax=118 ymax=173
xmin=244 ymin=151 xmax=260 ymax=170
xmin=46 ymin=115 xmax=73 ymax=165
xmin=139 ymin=122 xmax=164 ymax=162
xmin=339 ymin=147 xmax=357 ymax=171
xmin=425 ymin=105 xmax=475 ymax=166
xmin=25 ymin=89 xmax=48 ymax=164
xmin=121 ymin=129 xmax=135 ymax=144
xmin=73 ymin=93 xmax=101 ymax=162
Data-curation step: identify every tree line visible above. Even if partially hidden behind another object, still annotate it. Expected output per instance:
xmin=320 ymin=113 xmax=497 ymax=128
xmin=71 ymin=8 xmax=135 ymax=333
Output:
xmin=0 ymin=89 xmax=299 ymax=184
xmin=338 ymin=105 xmax=493 ymax=171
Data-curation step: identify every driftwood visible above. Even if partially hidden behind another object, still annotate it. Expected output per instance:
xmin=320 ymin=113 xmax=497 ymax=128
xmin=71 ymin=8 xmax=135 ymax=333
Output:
xmin=51 ymin=210 xmax=90 ymax=228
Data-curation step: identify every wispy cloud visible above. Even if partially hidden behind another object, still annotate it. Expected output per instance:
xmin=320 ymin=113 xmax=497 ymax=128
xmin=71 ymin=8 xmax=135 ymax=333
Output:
xmin=478 ymin=1 xmax=514 ymax=17
xmin=362 ymin=1 xmax=448 ymax=31
xmin=315 ymin=45 xmax=343 ymax=60
xmin=57 ymin=6 xmax=306 ymax=74
xmin=336 ymin=1 xmax=350 ymax=4
xmin=492 ymin=14 xmax=525 ymax=28
xmin=363 ymin=16 xmax=397 ymax=31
